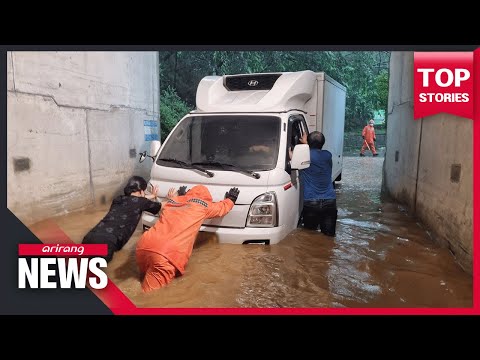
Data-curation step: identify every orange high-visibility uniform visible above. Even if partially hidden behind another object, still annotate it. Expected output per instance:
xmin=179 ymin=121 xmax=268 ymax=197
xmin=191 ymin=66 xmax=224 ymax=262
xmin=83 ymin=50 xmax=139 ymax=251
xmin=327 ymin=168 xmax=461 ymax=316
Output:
xmin=136 ymin=185 xmax=234 ymax=292
xmin=360 ymin=125 xmax=377 ymax=155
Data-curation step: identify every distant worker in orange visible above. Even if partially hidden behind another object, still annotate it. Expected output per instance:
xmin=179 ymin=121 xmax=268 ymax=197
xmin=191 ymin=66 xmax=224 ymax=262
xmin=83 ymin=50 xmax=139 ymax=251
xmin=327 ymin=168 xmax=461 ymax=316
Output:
xmin=360 ymin=119 xmax=378 ymax=157
xmin=136 ymin=185 xmax=239 ymax=292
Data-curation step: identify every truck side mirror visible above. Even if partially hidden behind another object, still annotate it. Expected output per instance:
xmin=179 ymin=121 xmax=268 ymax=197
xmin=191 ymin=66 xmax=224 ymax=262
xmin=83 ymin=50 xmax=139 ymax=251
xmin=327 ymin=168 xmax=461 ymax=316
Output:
xmin=150 ymin=140 xmax=161 ymax=158
xmin=139 ymin=140 xmax=162 ymax=163
xmin=290 ymin=144 xmax=310 ymax=170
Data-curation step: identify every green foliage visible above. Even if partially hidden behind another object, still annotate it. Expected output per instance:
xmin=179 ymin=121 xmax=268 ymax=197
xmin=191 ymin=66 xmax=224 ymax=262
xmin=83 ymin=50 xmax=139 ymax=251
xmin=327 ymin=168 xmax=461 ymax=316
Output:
xmin=375 ymin=70 xmax=389 ymax=109
xmin=375 ymin=69 xmax=390 ymax=128
xmin=159 ymin=86 xmax=193 ymax=142
xmin=158 ymin=51 xmax=391 ymax=134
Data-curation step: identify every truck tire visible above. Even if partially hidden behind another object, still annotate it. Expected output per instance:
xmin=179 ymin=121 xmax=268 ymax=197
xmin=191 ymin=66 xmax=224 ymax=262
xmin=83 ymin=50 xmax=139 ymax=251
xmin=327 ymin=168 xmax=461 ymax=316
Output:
xmin=335 ymin=172 xmax=342 ymax=182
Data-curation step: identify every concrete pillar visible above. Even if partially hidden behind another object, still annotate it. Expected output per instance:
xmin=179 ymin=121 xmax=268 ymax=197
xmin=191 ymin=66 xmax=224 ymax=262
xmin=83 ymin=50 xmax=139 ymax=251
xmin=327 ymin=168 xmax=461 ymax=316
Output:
xmin=383 ymin=52 xmax=420 ymax=206
xmin=383 ymin=52 xmax=473 ymax=273
xmin=7 ymin=51 xmax=160 ymax=225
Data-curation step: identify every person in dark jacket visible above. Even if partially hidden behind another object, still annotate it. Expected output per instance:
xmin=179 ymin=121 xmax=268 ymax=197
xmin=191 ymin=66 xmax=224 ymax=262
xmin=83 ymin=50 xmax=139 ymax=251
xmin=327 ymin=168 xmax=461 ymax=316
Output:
xmin=82 ymin=176 xmax=165 ymax=262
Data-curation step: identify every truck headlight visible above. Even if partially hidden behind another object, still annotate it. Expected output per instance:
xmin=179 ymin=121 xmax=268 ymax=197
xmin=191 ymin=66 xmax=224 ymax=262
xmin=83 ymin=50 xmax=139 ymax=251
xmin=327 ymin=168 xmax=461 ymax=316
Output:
xmin=246 ymin=192 xmax=278 ymax=227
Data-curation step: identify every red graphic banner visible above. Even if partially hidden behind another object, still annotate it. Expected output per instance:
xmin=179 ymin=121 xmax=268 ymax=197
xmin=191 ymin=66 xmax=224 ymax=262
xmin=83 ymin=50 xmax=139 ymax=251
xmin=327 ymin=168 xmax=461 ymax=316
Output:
xmin=414 ymin=52 xmax=474 ymax=119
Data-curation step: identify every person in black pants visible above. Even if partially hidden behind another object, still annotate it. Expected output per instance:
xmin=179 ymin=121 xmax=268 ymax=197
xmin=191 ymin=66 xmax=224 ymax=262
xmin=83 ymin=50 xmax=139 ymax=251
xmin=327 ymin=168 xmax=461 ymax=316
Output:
xmin=291 ymin=131 xmax=338 ymax=236
xmin=82 ymin=176 xmax=169 ymax=262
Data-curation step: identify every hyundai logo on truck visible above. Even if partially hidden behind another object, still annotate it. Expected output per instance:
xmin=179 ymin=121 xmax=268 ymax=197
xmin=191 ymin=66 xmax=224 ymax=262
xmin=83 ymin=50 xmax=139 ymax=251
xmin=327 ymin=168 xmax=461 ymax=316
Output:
xmin=248 ymin=80 xmax=259 ymax=87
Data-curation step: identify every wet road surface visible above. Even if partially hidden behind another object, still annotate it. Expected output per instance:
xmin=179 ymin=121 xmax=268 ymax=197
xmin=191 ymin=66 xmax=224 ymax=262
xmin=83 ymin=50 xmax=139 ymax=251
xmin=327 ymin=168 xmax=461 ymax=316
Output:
xmin=30 ymin=156 xmax=473 ymax=308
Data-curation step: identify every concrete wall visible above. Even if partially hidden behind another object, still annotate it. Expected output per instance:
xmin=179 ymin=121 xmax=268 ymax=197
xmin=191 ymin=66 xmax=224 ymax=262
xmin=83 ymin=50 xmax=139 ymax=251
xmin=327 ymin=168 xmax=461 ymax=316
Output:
xmin=383 ymin=52 xmax=473 ymax=273
xmin=7 ymin=51 xmax=160 ymax=225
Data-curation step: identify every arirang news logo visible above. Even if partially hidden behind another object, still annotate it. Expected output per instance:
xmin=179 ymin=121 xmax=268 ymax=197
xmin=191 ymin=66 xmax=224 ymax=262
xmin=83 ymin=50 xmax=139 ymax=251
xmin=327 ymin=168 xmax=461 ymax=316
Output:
xmin=18 ymin=244 xmax=108 ymax=289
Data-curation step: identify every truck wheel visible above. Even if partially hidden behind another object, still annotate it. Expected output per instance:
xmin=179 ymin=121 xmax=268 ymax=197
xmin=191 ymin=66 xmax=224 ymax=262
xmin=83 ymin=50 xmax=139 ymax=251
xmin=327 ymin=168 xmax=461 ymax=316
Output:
xmin=335 ymin=172 xmax=342 ymax=182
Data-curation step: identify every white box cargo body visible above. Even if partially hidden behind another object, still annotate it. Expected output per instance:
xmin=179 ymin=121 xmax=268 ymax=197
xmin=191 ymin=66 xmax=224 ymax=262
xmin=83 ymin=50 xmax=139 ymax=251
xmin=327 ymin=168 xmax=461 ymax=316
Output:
xmin=141 ymin=70 xmax=346 ymax=244
xmin=305 ymin=73 xmax=347 ymax=182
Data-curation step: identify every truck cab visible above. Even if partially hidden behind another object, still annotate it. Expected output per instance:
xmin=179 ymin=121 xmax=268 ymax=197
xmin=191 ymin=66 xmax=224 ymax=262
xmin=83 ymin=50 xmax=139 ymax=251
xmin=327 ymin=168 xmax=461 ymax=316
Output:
xmin=142 ymin=70 xmax=346 ymax=245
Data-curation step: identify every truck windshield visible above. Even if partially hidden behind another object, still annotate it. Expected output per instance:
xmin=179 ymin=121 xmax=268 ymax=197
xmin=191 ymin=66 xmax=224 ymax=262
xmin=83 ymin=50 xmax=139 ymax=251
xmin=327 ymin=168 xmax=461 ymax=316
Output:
xmin=157 ymin=115 xmax=281 ymax=171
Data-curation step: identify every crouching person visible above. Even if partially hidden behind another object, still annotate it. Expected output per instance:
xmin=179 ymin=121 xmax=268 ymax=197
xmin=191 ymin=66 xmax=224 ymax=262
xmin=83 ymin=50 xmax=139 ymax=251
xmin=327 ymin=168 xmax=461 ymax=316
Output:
xmin=82 ymin=176 xmax=162 ymax=262
xmin=136 ymin=185 xmax=239 ymax=292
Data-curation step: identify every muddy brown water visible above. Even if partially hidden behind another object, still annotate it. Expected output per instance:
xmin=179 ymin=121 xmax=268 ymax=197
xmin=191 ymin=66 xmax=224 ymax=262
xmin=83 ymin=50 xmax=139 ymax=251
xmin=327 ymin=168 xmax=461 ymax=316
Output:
xmin=29 ymin=156 xmax=472 ymax=308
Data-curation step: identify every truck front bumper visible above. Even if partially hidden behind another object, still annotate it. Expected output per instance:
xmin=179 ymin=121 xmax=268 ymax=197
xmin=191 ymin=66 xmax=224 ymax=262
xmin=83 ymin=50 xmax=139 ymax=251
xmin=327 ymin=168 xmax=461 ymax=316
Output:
xmin=141 ymin=212 xmax=287 ymax=245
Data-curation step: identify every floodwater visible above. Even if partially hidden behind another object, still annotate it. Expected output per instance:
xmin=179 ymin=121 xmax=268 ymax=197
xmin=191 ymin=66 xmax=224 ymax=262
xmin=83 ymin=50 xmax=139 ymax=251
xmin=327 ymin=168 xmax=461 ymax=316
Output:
xmin=30 ymin=155 xmax=473 ymax=308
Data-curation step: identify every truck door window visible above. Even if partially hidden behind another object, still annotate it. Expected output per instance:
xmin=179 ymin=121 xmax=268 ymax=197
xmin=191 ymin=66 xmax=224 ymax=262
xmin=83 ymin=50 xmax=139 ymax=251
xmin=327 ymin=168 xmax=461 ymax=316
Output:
xmin=291 ymin=121 xmax=301 ymax=147
xmin=290 ymin=118 xmax=308 ymax=148
xmin=285 ymin=115 xmax=308 ymax=174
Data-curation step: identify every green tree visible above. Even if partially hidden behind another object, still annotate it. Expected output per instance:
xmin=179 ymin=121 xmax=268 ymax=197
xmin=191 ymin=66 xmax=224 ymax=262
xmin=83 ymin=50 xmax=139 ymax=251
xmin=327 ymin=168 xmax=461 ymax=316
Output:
xmin=159 ymin=86 xmax=193 ymax=142
xmin=158 ymin=50 xmax=391 ymax=135
xmin=375 ymin=69 xmax=390 ymax=128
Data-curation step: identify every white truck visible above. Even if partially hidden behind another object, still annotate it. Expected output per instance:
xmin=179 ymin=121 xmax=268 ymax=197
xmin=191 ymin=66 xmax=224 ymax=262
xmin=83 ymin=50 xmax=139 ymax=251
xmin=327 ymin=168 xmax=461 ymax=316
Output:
xmin=140 ymin=70 xmax=346 ymax=244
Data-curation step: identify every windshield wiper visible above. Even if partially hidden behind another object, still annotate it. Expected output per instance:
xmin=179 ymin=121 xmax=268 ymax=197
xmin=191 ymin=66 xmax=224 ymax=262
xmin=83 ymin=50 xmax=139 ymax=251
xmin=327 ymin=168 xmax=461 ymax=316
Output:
xmin=192 ymin=161 xmax=260 ymax=179
xmin=157 ymin=158 xmax=214 ymax=177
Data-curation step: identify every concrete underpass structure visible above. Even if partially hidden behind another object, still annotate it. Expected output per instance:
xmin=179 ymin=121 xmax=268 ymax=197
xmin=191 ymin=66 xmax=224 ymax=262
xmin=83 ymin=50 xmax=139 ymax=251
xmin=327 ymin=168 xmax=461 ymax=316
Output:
xmin=7 ymin=51 xmax=160 ymax=225
xmin=383 ymin=52 xmax=472 ymax=273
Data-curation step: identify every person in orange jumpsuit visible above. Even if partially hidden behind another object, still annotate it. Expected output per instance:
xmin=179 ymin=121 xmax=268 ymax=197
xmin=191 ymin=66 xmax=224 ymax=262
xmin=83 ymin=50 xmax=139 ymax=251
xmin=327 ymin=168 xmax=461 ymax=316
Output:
xmin=136 ymin=185 xmax=240 ymax=292
xmin=360 ymin=119 xmax=378 ymax=156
